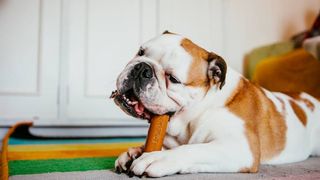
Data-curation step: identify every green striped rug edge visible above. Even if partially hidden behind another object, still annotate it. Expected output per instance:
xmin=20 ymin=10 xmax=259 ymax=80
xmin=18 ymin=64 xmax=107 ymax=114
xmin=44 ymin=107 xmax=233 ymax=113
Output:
xmin=9 ymin=157 xmax=117 ymax=176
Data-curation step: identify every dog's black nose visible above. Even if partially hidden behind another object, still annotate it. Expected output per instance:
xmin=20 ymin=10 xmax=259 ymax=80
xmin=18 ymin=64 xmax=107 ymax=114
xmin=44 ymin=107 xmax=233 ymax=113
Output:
xmin=132 ymin=62 xmax=153 ymax=79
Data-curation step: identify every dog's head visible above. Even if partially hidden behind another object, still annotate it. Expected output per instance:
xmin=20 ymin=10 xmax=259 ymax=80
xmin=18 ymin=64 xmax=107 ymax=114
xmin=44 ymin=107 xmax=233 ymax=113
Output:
xmin=111 ymin=31 xmax=227 ymax=120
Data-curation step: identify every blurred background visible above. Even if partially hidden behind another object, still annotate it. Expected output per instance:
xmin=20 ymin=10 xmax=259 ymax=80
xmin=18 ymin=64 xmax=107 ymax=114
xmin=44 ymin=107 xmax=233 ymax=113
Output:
xmin=0 ymin=0 xmax=320 ymax=138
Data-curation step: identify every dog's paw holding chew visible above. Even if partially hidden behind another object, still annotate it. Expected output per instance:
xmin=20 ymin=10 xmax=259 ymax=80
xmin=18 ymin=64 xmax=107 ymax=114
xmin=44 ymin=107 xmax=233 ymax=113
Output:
xmin=114 ymin=146 xmax=143 ymax=174
xmin=128 ymin=150 xmax=182 ymax=177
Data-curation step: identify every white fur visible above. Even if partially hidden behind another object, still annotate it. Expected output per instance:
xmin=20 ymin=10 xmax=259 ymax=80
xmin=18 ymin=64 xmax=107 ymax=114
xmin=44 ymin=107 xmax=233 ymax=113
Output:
xmin=263 ymin=93 xmax=311 ymax=164
xmin=265 ymin=92 xmax=320 ymax=164
xmin=116 ymin=34 xmax=196 ymax=114
xmin=114 ymin=33 xmax=320 ymax=177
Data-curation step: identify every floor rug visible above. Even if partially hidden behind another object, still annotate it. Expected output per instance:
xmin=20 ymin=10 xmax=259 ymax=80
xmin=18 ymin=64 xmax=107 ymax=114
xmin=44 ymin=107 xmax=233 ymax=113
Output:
xmin=1 ymin=122 xmax=144 ymax=179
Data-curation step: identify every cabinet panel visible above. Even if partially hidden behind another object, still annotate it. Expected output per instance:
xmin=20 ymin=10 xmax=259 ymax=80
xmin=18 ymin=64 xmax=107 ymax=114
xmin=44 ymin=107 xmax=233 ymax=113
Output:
xmin=86 ymin=0 xmax=141 ymax=97
xmin=67 ymin=0 xmax=223 ymax=120
xmin=67 ymin=0 xmax=148 ymax=119
xmin=0 ymin=0 xmax=40 ymax=94
xmin=0 ymin=0 xmax=60 ymax=120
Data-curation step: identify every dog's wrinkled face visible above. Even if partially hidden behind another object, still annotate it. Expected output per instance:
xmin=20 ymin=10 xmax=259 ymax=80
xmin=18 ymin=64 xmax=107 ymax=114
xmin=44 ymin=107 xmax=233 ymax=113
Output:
xmin=111 ymin=32 xmax=227 ymax=120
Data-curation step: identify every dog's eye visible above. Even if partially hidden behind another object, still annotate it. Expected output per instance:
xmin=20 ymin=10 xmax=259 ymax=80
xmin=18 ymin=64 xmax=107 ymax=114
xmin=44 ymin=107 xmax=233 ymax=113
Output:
xmin=168 ymin=74 xmax=181 ymax=84
xmin=137 ymin=48 xmax=145 ymax=56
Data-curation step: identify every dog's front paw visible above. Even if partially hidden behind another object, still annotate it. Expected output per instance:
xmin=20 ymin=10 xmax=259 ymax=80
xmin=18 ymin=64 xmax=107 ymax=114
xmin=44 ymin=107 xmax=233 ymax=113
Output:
xmin=129 ymin=151 xmax=182 ymax=177
xmin=114 ymin=146 xmax=143 ymax=174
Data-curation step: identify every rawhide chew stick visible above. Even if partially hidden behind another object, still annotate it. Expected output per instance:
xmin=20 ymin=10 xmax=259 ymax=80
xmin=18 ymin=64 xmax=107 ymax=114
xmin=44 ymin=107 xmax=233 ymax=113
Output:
xmin=144 ymin=115 xmax=169 ymax=152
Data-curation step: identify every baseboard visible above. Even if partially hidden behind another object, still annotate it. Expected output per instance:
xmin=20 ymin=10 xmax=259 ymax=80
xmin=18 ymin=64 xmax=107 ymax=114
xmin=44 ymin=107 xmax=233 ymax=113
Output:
xmin=0 ymin=118 xmax=149 ymax=138
xmin=29 ymin=126 xmax=148 ymax=138
xmin=30 ymin=119 xmax=149 ymax=137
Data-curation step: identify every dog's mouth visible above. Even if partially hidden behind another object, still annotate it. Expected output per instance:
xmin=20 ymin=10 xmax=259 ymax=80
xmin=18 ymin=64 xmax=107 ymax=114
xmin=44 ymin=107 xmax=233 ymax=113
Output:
xmin=110 ymin=89 xmax=154 ymax=121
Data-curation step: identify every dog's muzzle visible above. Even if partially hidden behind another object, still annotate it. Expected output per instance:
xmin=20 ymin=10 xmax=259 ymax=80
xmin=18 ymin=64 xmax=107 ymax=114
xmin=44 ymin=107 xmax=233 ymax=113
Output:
xmin=132 ymin=62 xmax=153 ymax=89
xmin=110 ymin=62 xmax=155 ymax=120
xmin=132 ymin=62 xmax=153 ymax=79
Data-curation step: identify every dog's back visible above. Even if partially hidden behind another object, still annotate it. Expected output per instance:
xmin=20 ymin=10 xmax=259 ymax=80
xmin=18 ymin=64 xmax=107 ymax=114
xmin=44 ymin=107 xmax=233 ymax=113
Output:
xmin=225 ymin=73 xmax=320 ymax=165
xmin=255 ymin=86 xmax=320 ymax=164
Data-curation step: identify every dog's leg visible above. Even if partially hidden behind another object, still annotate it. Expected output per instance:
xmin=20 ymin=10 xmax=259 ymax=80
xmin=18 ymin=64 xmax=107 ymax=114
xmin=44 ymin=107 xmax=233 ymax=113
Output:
xmin=114 ymin=145 xmax=144 ymax=173
xmin=129 ymin=142 xmax=256 ymax=177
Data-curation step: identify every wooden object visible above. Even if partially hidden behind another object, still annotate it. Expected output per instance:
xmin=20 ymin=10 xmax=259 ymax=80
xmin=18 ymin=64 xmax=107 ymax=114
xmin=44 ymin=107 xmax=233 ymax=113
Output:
xmin=144 ymin=115 xmax=169 ymax=152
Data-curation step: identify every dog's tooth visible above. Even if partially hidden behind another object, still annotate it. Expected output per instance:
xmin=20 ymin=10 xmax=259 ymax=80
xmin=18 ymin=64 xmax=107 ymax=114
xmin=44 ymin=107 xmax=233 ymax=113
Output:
xmin=109 ymin=90 xmax=118 ymax=98
xmin=131 ymin=101 xmax=138 ymax=105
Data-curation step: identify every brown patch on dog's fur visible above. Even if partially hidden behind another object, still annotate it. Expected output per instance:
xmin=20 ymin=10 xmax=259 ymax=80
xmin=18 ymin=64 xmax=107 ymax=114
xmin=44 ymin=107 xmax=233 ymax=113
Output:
xmin=289 ymin=100 xmax=307 ymax=126
xmin=302 ymin=99 xmax=315 ymax=111
xmin=286 ymin=92 xmax=315 ymax=112
xmin=180 ymin=38 xmax=210 ymax=88
xmin=226 ymin=78 xmax=287 ymax=172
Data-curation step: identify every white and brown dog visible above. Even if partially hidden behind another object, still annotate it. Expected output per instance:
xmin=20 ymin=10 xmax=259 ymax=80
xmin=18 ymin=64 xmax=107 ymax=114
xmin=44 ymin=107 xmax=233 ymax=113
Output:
xmin=111 ymin=31 xmax=320 ymax=177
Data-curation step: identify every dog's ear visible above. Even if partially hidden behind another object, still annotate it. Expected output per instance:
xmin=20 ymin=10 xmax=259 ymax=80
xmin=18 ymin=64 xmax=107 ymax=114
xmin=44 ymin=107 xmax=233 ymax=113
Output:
xmin=162 ymin=30 xmax=174 ymax=34
xmin=207 ymin=53 xmax=227 ymax=89
xmin=162 ymin=30 xmax=170 ymax=34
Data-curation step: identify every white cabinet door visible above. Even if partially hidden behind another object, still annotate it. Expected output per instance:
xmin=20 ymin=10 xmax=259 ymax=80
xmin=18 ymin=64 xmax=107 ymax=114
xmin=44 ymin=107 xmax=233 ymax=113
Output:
xmin=66 ymin=0 xmax=223 ymax=122
xmin=0 ymin=0 xmax=60 ymax=123
xmin=66 ymin=0 xmax=156 ymax=121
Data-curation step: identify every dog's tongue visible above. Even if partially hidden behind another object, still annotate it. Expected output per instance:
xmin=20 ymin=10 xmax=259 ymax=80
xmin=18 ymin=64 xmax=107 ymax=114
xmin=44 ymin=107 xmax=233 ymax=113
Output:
xmin=134 ymin=102 xmax=145 ymax=115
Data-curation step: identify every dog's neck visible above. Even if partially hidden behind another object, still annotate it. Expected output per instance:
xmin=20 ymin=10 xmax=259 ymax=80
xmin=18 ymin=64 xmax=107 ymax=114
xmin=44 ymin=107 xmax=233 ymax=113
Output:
xmin=169 ymin=68 xmax=243 ymax=132
xmin=206 ymin=67 xmax=243 ymax=108
xmin=184 ymin=67 xmax=243 ymax=115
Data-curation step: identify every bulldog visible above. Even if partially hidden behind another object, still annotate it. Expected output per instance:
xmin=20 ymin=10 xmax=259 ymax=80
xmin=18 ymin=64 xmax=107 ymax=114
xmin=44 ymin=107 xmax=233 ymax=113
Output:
xmin=111 ymin=31 xmax=320 ymax=177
